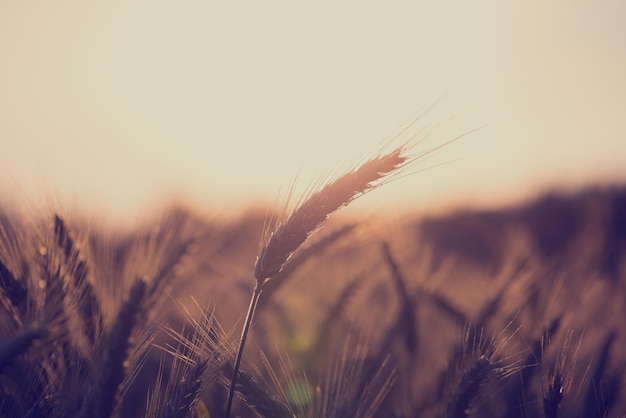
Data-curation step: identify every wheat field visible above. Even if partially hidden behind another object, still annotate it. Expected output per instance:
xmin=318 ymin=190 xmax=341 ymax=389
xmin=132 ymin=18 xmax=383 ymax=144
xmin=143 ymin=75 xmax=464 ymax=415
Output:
xmin=0 ymin=174 xmax=624 ymax=417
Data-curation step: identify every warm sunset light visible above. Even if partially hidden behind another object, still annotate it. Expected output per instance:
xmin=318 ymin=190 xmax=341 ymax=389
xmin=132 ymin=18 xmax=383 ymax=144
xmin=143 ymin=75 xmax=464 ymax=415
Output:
xmin=1 ymin=1 xmax=624 ymax=224
xmin=2 ymin=4 xmax=626 ymax=417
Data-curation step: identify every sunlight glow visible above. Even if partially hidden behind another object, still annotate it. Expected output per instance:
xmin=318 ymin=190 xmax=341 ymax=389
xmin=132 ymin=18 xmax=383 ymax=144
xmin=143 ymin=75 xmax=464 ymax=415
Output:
xmin=1 ymin=1 xmax=624 ymax=225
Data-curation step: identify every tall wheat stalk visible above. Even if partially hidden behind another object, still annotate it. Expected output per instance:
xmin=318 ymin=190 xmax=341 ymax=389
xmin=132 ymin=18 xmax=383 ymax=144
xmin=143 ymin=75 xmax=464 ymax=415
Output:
xmin=224 ymin=147 xmax=411 ymax=417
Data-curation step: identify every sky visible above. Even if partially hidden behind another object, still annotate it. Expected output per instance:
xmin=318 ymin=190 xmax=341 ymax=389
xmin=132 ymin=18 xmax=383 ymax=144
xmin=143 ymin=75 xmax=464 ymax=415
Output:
xmin=1 ymin=1 xmax=625 ymax=225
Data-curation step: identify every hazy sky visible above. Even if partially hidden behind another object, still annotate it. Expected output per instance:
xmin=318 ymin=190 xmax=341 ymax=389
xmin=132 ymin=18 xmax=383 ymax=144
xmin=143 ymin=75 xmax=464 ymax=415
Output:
xmin=1 ymin=1 xmax=625 ymax=224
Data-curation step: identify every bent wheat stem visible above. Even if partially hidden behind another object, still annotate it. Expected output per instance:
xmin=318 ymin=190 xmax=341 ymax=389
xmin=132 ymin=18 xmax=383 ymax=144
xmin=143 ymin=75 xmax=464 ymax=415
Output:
xmin=225 ymin=283 xmax=263 ymax=418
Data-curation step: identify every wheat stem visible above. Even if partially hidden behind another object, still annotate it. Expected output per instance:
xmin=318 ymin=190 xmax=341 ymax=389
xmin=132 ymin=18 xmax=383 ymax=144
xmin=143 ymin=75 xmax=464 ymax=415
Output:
xmin=225 ymin=282 xmax=262 ymax=418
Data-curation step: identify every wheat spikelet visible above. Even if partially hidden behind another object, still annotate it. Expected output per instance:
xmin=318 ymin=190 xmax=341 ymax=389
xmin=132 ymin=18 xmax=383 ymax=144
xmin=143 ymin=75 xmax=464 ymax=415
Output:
xmin=53 ymin=214 xmax=102 ymax=346
xmin=165 ymin=359 xmax=209 ymax=418
xmin=543 ymin=371 xmax=563 ymax=418
xmin=254 ymin=148 xmax=407 ymax=285
xmin=78 ymin=278 xmax=146 ymax=418
xmin=439 ymin=322 xmax=519 ymax=418
xmin=446 ymin=355 xmax=492 ymax=418
xmin=148 ymin=300 xmax=230 ymax=418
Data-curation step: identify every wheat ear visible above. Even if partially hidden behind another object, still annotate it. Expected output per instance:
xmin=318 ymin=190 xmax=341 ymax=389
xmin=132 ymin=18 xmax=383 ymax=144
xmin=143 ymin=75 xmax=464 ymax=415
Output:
xmin=447 ymin=356 xmax=492 ymax=418
xmin=79 ymin=278 xmax=146 ymax=418
xmin=224 ymin=147 xmax=409 ymax=418
xmin=254 ymin=148 xmax=406 ymax=283
xmin=165 ymin=359 xmax=209 ymax=418
xmin=543 ymin=372 xmax=563 ymax=418
xmin=53 ymin=214 xmax=102 ymax=346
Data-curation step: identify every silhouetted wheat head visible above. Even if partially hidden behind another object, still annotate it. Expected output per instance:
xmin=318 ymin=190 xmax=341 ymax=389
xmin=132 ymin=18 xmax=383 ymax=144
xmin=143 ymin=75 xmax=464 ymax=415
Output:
xmin=224 ymin=145 xmax=421 ymax=417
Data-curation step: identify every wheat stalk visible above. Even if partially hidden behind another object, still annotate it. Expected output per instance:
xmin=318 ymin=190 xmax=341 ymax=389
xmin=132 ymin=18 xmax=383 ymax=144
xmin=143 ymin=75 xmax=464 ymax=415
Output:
xmin=224 ymin=147 xmax=411 ymax=418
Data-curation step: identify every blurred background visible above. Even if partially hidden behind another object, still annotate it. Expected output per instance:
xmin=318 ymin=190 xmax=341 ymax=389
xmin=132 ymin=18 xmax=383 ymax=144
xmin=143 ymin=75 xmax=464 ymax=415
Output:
xmin=0 ymin=1 xmax=624 ymax=226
